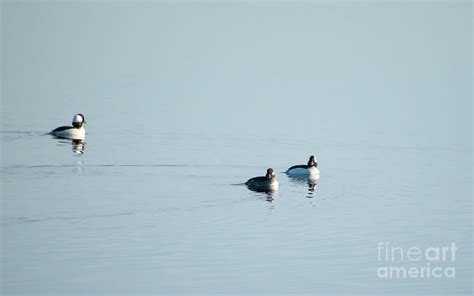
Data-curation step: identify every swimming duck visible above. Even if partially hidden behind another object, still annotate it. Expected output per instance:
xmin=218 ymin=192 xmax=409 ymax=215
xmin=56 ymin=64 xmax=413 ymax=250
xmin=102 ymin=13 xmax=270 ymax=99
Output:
xmin=286 ymin=155 xmax=320 ymax=177
xmin=245 ymin=168 xmax=279 ymax=192
xmin=50 ymin=113 xmax=86 ymax=139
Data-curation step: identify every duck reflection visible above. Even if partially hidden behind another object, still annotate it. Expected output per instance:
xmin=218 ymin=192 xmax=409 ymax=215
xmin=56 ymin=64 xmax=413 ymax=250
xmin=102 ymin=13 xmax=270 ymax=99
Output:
xmin=71 ymin=139 xmax=85 ymax=156
xmin=264 ymin=189 xmax=278 ymax=202
xmin=245 ymin=182 xmax=278 ymax=202
xmin=246 ymin=188 xmax=278 ymax=202
xmin=287 ymin=174 xmax=319 ymax=198
xmin=53 ymin=138 xmax=86 ymax=156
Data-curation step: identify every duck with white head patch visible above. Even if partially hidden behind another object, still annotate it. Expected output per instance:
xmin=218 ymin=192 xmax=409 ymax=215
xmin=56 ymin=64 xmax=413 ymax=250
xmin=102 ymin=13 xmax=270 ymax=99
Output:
xmin=286 ymin=155 xmax=320 ymax=177
xmin=245 ymin=168 xmax=279 ymax=192
xmin=50 ymin=113 xmax=86 ymax=140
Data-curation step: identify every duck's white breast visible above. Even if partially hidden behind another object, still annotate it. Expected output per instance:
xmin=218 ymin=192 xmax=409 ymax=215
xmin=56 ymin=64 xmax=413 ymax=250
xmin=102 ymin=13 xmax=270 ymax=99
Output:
xmin=309 ymin=167 xmax=320 ymax=175
xmin=53 ymin=128 xmax=85 ymax=140
xmin=269 ymin=179 xmax=279 ymax=190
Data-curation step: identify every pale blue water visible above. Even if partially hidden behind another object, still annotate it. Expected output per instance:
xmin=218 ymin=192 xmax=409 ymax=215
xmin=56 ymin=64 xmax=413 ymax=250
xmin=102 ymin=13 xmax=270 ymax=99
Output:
xmin=1 ymin=1 xmax=472 ymax=295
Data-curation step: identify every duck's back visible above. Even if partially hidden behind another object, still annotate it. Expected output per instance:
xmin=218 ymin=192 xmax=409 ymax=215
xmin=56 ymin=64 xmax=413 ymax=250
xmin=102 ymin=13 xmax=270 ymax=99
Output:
xmin=51 ymin=126 xmax=74 ymax=133
xmin=286 ymin=165 xmax=309 ymax=174
xmin=245 ymin=176 xmax=267 ymax=186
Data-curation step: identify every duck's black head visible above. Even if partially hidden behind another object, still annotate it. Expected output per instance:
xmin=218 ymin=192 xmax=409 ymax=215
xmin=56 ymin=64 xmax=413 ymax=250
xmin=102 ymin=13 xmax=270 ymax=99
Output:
xmin=72 ymin=113 xmax=86 ymax=128
xmin=265 ymin=168 xmax=276 ymax=179
xmin=307 ymin=155 xmax=317 ymax=167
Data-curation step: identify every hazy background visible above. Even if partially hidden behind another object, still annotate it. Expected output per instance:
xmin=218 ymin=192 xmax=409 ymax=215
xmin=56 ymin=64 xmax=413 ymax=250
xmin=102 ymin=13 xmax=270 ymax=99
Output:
xmin=2 ymin=1 xmax=471 ymax=144
xmin=1 ymin=1 xmax=472 ymax=295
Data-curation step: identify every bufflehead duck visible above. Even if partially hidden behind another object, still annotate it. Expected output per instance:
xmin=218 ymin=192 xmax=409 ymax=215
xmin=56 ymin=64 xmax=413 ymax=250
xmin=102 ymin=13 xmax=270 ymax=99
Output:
xmin=245 ymin=168 xmax=279 ymax=192
xmin=286 ymin=155 xmax=320 ymax=177
xmin=50 ymin=114 xmax=86 ymax=139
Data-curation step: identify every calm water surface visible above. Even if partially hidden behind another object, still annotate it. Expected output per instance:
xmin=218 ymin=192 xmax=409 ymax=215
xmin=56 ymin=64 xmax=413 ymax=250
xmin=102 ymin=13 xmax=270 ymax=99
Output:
xmin=1 ymin=124 xmax=471 ymax=295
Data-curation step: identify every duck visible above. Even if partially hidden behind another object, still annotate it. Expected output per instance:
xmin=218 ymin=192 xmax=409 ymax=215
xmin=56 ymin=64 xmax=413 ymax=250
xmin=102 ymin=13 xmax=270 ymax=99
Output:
xmin=50 ymin=113 xmax=86 ymax=140
xmin=286 ymin=155 xmax=320 ymax=177
xmin=245 ymin=168 xmax=279 ymax=192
